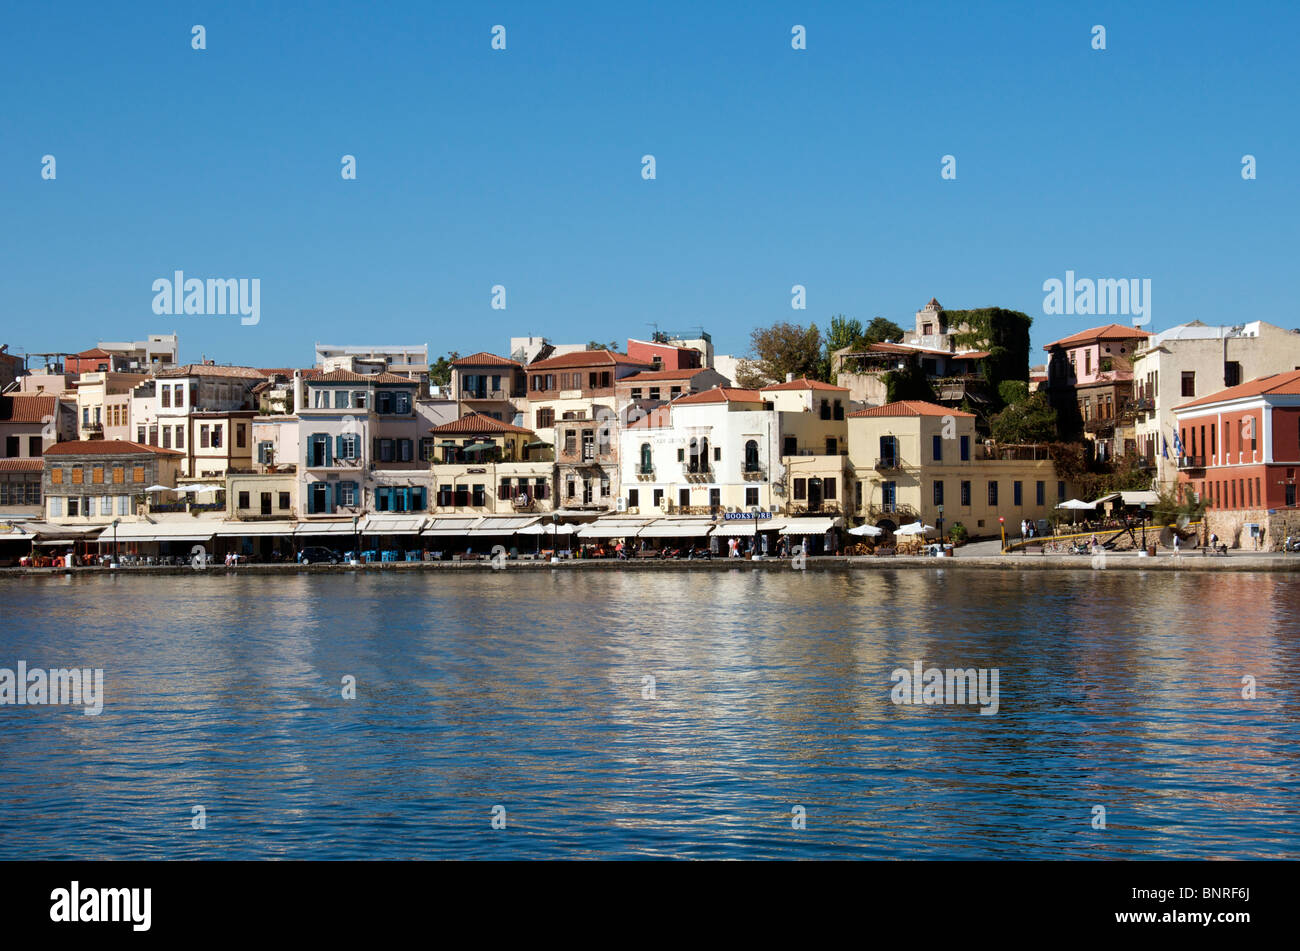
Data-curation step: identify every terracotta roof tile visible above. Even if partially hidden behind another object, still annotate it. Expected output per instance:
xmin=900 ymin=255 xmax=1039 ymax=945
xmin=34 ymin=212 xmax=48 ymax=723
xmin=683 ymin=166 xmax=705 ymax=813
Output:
xmin=849 ymin=400 xmax=976 ymax=419
xmin=451 ymin=351 xmax=521 ymax=368
xmin=0 ymin=395 xmax=58 ymax=424
xmin=429 ymin=413 xmax=534 ymax=435
xmin=672 ymin=388 xmax=765 ymax=406
xmin=0 ymin=458 xmax=44 ymax=471
xmin=617 ymin=367 xmax=711 ymax=383
xmin=312 ymin=369 xmax=417 ymax=384
xmin=1175 ymin=369 xmax=1300 ymax=410
xmin=1045 ymin=324 xmax=1151 ymax=350
xmin=760 ymin=377 xmax=850 ymax=392
xmin=43 ymin=439 xmax=184 ymax=456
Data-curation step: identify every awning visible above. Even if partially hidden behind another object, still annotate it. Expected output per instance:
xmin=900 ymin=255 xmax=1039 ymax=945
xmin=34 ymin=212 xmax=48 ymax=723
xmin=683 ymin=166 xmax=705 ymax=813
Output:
xmin=637 ymin=519 xmax=716 ymax=538
xmin=517 ymin=522 xmax=578 ymax=536
xmin=1120 ymin=490 xmax=1160 ymax=506
xmin=360 ymin=515 xmax=427 ymax=534
xmin=577 ymin=517 xmax=657 ymax=538
xmin=423 ymin=517 xmax=484 ymax=537
xmin=716 ymin=519 xmax=758 ymax=536
xmin=295 ymin=521 xmax=358 ymax=536
xmin=0 ymin=529 xmax=35 ymax=541
xmin=1092 ymin=493 xmax=1121 ymax=505
xmin=779 ymin=517 xmax=842 ymax=535
xmin=214 ymin=521 xmax=298 ymax=537
xmin=112 ymin=520 xmax=218 ymax=542
xmin=21 ymin=523 xmax=105 ymax=541
xmin=466 ymin=516 xmax=539 ymax=536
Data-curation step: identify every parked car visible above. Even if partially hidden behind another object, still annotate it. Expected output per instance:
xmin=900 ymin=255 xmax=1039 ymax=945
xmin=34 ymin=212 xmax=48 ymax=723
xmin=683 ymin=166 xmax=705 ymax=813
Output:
xmin=299 ymin=547 xmax=341 ymax=564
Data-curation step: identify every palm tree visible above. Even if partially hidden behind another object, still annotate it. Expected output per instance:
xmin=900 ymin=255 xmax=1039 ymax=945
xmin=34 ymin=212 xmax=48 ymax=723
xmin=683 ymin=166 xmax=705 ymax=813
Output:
xmin=1152 ymin=484 xmax=1209 ymax=541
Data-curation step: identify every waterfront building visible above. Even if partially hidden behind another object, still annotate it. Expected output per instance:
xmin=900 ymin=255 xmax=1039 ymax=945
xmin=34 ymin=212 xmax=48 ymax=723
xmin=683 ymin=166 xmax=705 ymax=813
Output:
xmin=625 ymin=337 xmax=704 ymax=372
xmin=314 ymin=343 xmax=429 ymax=388
xmin=525 ymin=350 xmax=655 ymax=512
xmin=847 ymin=401 xmax=1062 ymax=538
xmin=137 ymin=364 xmax=265 ymax=478
xmin=1133 ymin=320 xmax=1300 ymax=487
xmin=429 ymin=413 xmax=554 ymax=516
xmin=613 ymin=366 xmax=729 ymax=425
xmin=66 ymin=347 xmax=134 ymax=374
xmin=449 ymin=352 xmax=526 ymax=424
xmin=41 ymin=439 xmax=183 ymax=524
xmin=1173 ymin=368 xmax=1300 ymax=548
xmin=1043 ymin=324 xmax=1150 ymax=463
xmin=295 ymin=368 xmax=424 ymax=517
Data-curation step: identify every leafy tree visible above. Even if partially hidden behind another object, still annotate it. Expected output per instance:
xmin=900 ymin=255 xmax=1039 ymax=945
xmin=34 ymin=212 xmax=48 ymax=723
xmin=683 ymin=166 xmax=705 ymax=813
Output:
xmin=946 ymin=307 xmax=1033 ymax=410
xmin=1152 ymin=483 xmax=1209 ymax=528
xmin=737 ymin=321 xmax=823 ymax=386
xmin=882 ymin=362 xmax=937 ymax=403
xmin=861 ymin=317 xmax=905 ymax=345
xmin=998 ymin=380 xmax=1030 ymax=407
xmin=586 ymin=340 xmax=618 ymax=351
xmin=429 ymin=352 xmax=457 ymax=388
xmin=989 ymin=391 xmax=1058 ymax=443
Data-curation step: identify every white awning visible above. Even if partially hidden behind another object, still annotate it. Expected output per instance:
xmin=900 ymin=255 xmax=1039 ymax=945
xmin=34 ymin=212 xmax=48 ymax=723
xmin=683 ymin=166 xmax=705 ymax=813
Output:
xmin=295 ymin=521 xmax=358 ymax=535
xmin=422 ymin=517 xmax=484 ymax=537
xmin=577 ymin=517 xmax=657 ymax=538
xmin=1092 ymin=493 xmax=1121 ymax=505
xmin=779 ymin=517 xmax=842 ymax=535
xmin=214 ymin=521 xmax=298 ymax=537
xmin=516 ymin=522 xmax=578 ymax=535
xmin=361 ymin=515 xmax=427 ymax=534
xmin=716 ymin=519 xmax=758 ymax=536
xmin=0 ymin=529 xmax=35 ymax=541
xmin=1120 ymin=491 xmax=1160 ymax=506
xmin=468 ymin=516 xmax=540 ymax=535
xmin=114 ymin=520 xmax=218 ymax=541
xmin=637 ymin=519 xmax=716 ymax=538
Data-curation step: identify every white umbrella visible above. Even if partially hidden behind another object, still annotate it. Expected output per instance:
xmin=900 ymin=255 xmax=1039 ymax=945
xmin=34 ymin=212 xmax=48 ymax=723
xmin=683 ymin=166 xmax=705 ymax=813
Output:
xmin=895 ymin=522 xmax=935 ymax=536
xmin=1056 ymin=499 xmax=1095 ymax=510
xmin=516 ymin=523 xmax=578 ymax=535
xmin=848 ymin=524 xmax=883 ymax=537
xmin=143 ymin=484 xmax=173 ymax=492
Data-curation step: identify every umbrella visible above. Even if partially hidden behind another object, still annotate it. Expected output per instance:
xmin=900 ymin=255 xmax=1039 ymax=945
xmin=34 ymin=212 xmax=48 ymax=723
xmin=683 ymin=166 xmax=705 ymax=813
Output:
xmin=1056 ymin=498 xmax=1095 ymax=526
xmin=895 ymin=522 xmax=935 ymax=536
xmin=143 ymin=484 xmax=173 ymax=492
xmin=848 ymin=524 xmax=883 ymax=537
xmin=516 ymin=523 xmax=578 ymax=535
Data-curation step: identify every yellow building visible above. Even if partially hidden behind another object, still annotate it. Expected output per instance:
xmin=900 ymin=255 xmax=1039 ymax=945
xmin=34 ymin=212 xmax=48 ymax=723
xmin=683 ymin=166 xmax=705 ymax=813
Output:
xmin=848 ymin=401 xmax=1066 ymax=539
xmin=429 ymin=413 xmax=555 ymax=515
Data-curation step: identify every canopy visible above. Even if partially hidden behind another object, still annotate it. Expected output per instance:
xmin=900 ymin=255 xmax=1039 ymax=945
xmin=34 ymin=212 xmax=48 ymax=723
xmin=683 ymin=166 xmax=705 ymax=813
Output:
xmin=143 ymin=484 xmax=174 ymax=492
xmin=637 ymin=519 xmax=715 ymax=538
xmin=361 ymin=515 xmax=427 ymax=534
xmin=578 ymin=517 xmax=656 ymax=538
xmin=716 ymin=519 xmax=758 ymax=536
xmin=0 ymin=528 xmax=36 ymax=541
xmin=1120 ymin=490 xmax=1159 ymax=506
xmin=422 ymin=517 xmax=484 ymax=537
xmin=895 ymin=521 xmax=935 ymax=536
xmin=214 ymin=521 xmax=297 ymax=537
xmin=113 ymin=519 xmax=219 ymax=543
xmin=1092 ymin=493 xmax=1121 ymax=505
xmin=295 ymin=521 xmax=358 ymax=535
xmin=779 ymin=517 xmax=841 ymax=535
xmin=848 ymin=524 xmax=884 ymax=537
xmin=516 ymin=522 xmax=578 ymax=536
xmin=1056 ymin=499 xmax=1096 ymax=510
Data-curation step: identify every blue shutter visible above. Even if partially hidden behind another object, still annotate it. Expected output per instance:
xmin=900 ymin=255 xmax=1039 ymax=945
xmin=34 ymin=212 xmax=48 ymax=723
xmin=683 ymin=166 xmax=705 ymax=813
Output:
xmin=336 ymin=434 xmax=345 ymax=460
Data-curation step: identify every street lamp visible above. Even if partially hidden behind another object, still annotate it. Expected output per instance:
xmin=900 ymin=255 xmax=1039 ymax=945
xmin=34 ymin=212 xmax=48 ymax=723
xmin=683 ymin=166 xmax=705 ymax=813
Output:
xmin=551 ymin=511 xmax=560 ymax=565
xmin=352 ymin=514 xmax=359 ymax=566
xmin=111 ymin=518 xmax=120 ymax=568
xmin=936 ymin=504 xmax=944 ymax=542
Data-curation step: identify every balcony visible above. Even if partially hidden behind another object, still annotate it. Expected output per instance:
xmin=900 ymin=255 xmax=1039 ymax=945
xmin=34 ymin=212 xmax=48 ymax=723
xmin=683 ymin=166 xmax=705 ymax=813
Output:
xmin=510 ymin=496 xmax=537 ymax=512
xmin=82 ymin=423 xmax=104 ymax=438
xmin=1178 ymin=455 xmax=1206 ymax=470
xmin=460 ymin=388 xmax=509 ymax=401
xmin=742 ymin=467 xmax=766 ymax=481
xmin=875 ymin=458 xmax=903 ymax=472
xmin=684 ymin=467 xmax=713 ymax=483
xmin=635 ymin=465 xmax=655 ymax=481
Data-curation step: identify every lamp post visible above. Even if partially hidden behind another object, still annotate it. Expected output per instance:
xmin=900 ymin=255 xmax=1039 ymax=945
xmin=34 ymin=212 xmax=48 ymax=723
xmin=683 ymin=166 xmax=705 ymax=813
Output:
xmin=352 ymin=514 xmax=359 ymax=566
xmin=1139 ymin=502 xmax=1147 ymax=550
xmin=998 ymin=515 xmax=1006 ymax=551
xmin=111 ymin=517 xmax=120 ymax=568
xmin=551 ymin=511 xmax=560 ymax=565
xmin=936 ymin=504 xmax=944 ymax=543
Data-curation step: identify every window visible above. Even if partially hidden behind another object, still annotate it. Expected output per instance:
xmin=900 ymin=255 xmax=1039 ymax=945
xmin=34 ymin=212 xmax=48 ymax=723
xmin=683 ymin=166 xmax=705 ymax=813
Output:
xmin=744 ymin=440 xmax=759 ymax=472
xmin=334 ymin=390 xmax=349 ymax=409
xmin=652 ymin=488 xmax=663 ymax=506
xmin=960 ymin=436 xmax=970 ymax=461
xmin=257 ymin=441 xmax=274 ymax=464
xmin=582 ymin=430 xmax=595 ymax=462
xmin=536 ymin=408 xmax=554 ymax=429
xmin=67 ymin=496 xmax=79 ymax=517
xmin=395 ymin=392 xmax=411 ymax=414
xmin=794 ymin=478 xmax=806 ymax=500
xmin=746 ymin=486 xmax=759 ymax=506
xmin=879 ymin=436 xmax=899 ymax=467
xmin=988 ymin=481 xmax=998 ymax=506
xmin=825 ymin=438 xmax=837 ymax=456
xmin=52 ymin=468 xmax=63 ymax=485
xmin=1036 ymin=481 xmax=1045 ymax=506
xmin=112 ymin=467 xmax=124 ymax=484
xmin=137 ymin=425 xmax=146 ymax=443
xmin=278 ymin=492 xmax=290 ymax=510
xmin=260 ymin=492 xmax=272 ymax=516
xmin=162 ymin=428 xmax=171 ymax=449
xmin=71 ymin=467 xmax=83 ymax=484
xmin=833 ymin=400 xmax=844 ymax=421
xmin=117 ymin=495 xmax=129 ymax=515
xmin=824 ymin=478 xmax=836 ymax=500
xmin=313 ymin=389 xmax=329 ymax=408
xmin=379 ymin=439 xmax=395 ymax=462
xmin=238 ymin=491 xmax=250 ymax=509
xmin=631 ymin=388 xmax=643 ymax=400
xmin=339 ymin=482 xmax=357 ymax=507
xmin=1084 ymin=351 xmax=1092 ymax=375
xmin=709 ymin=487 xmax=720 ymax=509
xmin=236 ymin=425 xmax=246 ymax=449
xmin=132 ymin=466 xmax=144 ymax=482
xmin=882 ymin=481 xmax=896 ymax=510
xmin=679 ymin=488 xmax=690 ymax=508
xmin=1057 ymin=481 xmax=1066 ymax=502
xmin=1181 ymin=372 xmax=1196 ymax=398
xmin=161 ymin=387 xmax=170 ymax=408
xmin=175 ymin=426 xmax=185 ymax=449
xmin=649 ymin=388 xmax=661 ymax=401
xmin=934 ymin=481 xmax=944 ymax=505
xmin=1225 ymin=361 xmax=1242 ymax=387
xmin=92 ymin=466 xmax=104 ymax=484
xmin=566 ymin=476 xmax=576 ymax=499
xmin=377 ymin=391 xmax=393 ymax=414
xmin=932 ymin=434 xmax=942 ymax=462
xmin=564 ymin=430 xmax=576 ymax=455
xmin=820 ymin=399 xmax=831 ymax=420
xmin=783 ymin=436 xmax=797 ymax=456
xmin=1248 ymin=418 xmax=1257 ymax=452
xmin=200 ymin=425 xmax=210 ymax=449
xmin=960 ymin=480 xmax=971 ymax=506
xmin=628 ymin=488 xmax=639 ymax=507
xmin=640 ymin=443 xmax=652 ymax=473
xmin=1013 ymin=481 xmax=1023 ymax=506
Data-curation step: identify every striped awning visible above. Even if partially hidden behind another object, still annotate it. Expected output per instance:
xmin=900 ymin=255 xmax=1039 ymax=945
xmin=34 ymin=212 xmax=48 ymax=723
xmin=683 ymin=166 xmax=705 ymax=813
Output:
xmin=637 ymin=519 xmax=716 ymax=539
xmin=295 ymin=521 xmax=358 ymax=535
xmin=577 ymin=517 xmax=657 ymax=538
xmin=214 ymin=521 xmax=297 ymax=537
xmin=360 ymin=515 xmax=427 ymax=534
xmin=423 ymin=517 xmax=483 ymax=537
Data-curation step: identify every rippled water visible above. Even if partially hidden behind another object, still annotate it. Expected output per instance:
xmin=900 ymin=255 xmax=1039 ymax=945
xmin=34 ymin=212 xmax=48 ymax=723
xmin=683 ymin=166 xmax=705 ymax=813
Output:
xmin=1 ymin=569 xmax=1297 ymax=859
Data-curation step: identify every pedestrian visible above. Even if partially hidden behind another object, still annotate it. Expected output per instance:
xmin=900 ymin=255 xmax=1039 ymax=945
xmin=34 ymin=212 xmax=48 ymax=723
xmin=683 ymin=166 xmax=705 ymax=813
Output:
xmin=1173 ymin=533 xmax=1181 ymax=555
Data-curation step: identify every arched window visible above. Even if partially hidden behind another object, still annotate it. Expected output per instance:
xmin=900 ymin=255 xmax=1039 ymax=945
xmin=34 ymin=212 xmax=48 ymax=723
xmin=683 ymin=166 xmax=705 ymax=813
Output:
xmin=640 ymin=442 xmax=652 ymax=473
xmin=688 ymin=438 xmax=699 ymax=473
xmin=744 ymin=440 xmax=759 ymax=472
xmin=699 ymin=437 xmax=710 ymax=471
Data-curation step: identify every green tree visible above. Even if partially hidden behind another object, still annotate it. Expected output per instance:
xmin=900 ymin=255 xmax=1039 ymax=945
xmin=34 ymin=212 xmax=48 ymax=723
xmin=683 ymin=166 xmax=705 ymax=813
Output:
xmin=990 ymin=391 xmax=1057 ymax=443
xmin=998 ymin=380 xmax=1030 ymax=407
xmin=586 ymin=340 xmax=617 ymax=351
xmin=1152 ymin=483 xmax=1209 ymax=528
xmin=861 ymin=317 xmax=905 ymax=345
xmin=946 ymin=307 xmax=1033 ymax=410
xmin=429 ymin=352 xmax=457 ymax=388
xmin=881 ymin=362 xmax=937 ymax=403
xmin=736 ymin=321 xmax=823 ymax=386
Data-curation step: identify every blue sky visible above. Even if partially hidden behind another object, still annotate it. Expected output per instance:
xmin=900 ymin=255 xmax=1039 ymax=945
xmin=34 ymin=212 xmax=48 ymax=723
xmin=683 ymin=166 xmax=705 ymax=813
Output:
xmin=3 ymin=1 xmax=1297 ymax=369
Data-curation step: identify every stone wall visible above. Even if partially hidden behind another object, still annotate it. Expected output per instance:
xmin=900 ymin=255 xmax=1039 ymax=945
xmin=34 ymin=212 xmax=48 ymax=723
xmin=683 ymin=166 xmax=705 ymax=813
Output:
xmin=1205 ymin=508 xmax=1300 ymax=551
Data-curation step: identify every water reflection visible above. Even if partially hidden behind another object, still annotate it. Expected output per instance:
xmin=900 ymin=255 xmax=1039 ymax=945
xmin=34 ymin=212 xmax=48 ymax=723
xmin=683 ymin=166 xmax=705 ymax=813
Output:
xmin=0 ymin=569 xmax=1296 ymax=859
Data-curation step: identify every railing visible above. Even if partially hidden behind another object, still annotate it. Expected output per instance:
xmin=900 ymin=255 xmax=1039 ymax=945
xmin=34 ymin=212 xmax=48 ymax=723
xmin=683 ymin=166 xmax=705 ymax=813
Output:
xmin=460 ymin=388 xmax=509 ymax=401
xmin=510 ymin=497 xmax=536 ymax=511
xmin=1178 ymin=455 xmax=1206 ymax=469
xmin=742 ymin=468 xmax=765 ymax=481
xmin=875 ymin=458 xmax=903 ymax=471
xmin=684 ymin=468 xmax=713 ymax=483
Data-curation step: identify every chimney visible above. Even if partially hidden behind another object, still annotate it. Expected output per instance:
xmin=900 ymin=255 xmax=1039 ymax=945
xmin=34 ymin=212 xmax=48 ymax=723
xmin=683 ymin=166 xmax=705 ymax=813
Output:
xmin=786 ymin=372 xmax=794 ymax=383
xmin=293 ymin=370 xmax=304 ymax=415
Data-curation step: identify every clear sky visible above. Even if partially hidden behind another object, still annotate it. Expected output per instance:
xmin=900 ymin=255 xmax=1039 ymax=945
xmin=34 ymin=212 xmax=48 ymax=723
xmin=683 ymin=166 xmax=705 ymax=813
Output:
xmin=3 ymin=1 xmax=1296 ymax=369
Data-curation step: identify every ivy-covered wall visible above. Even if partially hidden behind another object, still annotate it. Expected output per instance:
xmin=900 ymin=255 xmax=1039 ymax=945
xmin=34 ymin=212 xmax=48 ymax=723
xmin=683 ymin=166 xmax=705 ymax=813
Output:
xmin=943 ymin=307 xmax=1032 ymax=410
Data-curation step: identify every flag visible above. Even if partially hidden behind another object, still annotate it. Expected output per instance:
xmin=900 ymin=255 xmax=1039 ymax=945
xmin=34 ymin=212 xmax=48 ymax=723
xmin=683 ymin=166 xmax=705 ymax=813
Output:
xmin=1161 ymin=435 xmax=1169 ymax=459
xmin=1172 ymin=429 xmax=1185 ymax=458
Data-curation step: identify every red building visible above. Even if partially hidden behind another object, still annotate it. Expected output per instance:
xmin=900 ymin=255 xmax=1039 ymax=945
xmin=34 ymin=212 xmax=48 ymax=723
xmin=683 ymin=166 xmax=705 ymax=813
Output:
xmin=1173 ymin=369 xmax=1300 ymax=512
xmin=626 ymin=338 xmax=702 ymax=371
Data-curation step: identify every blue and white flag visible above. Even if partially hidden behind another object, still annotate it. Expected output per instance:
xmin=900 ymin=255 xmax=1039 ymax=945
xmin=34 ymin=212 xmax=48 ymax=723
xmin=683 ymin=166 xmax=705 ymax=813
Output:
xmin=1161 ymin=435 xmax=1169 ymax=459
xmin=1172 ymin=429 xmax=1185 ymax=458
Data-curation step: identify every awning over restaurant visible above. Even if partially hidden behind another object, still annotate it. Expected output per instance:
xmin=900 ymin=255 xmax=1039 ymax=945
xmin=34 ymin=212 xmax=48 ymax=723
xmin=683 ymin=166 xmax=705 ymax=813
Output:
xmin=467 ymin=516 xmax=540 ymax=535
xmin=19 ymin=522 xmax=105 ymax=542
xmin=214 ymin=521 xmax=298 ymax=537
xmin=1092 ymin=493 xmax=1121 ymax=505
xmin=422 ymin=517 xmax=484 ymax=537
xmin=294 ymin=521 xmax=358 ymax=535
xmin=360 ymin=515 xmax=427 ymax=534
xmin=1120 ymin=491 xmax=1160 ymax=507
xmin=0 ymin=528 xmax=36 ymax=541
xmin=715 ymin=519 xmax=759 ymax=536
xmin=779 ymin=517 xmax=843 ymax=535
xmin=637 ymin=519 xmax=716 ymax=538
xmin=112 ymin=519 xmax=219 ymax=543
xmin=577 ymin=517 xmax=657 ymax=538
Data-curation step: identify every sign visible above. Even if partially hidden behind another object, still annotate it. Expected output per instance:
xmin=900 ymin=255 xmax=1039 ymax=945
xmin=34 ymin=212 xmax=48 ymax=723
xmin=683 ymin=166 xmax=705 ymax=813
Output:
xmin=722 ymin=511 xmax=773 ymax=521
